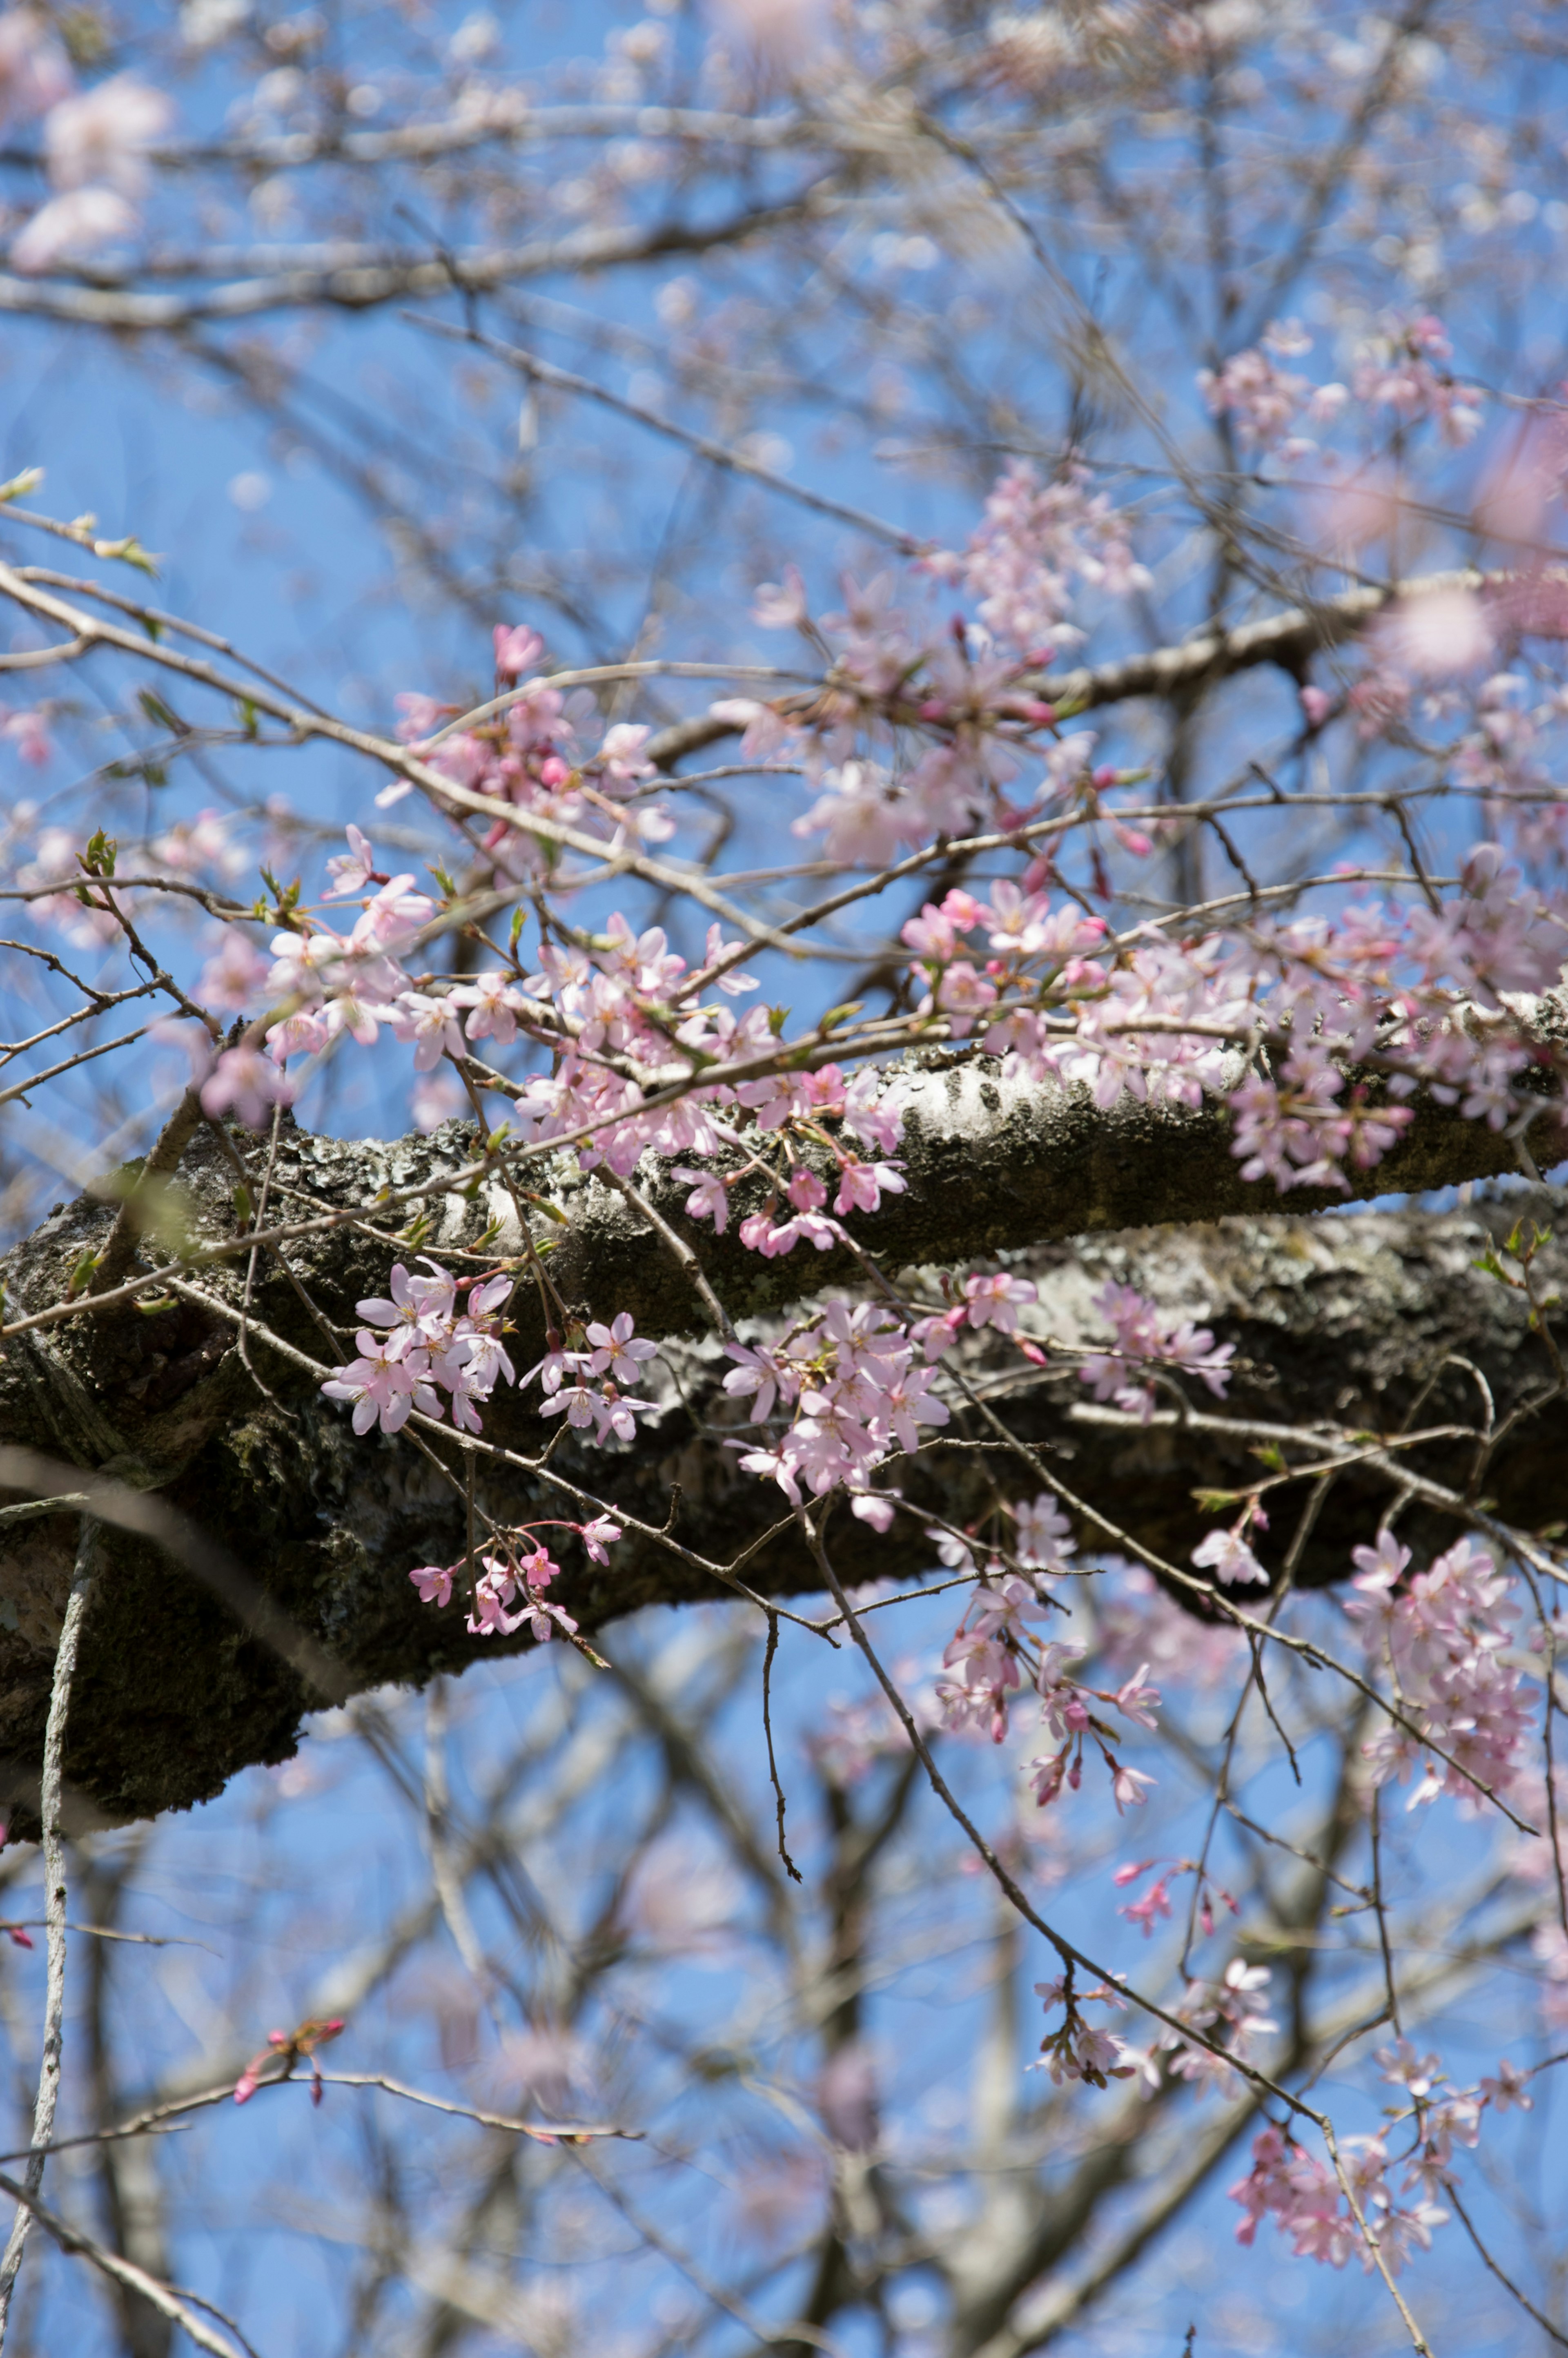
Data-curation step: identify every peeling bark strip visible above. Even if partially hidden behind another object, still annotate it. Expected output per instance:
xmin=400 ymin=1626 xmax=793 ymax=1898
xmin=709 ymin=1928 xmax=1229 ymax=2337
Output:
xmin=0 ymin=1052 xmax=1562 ymax=1830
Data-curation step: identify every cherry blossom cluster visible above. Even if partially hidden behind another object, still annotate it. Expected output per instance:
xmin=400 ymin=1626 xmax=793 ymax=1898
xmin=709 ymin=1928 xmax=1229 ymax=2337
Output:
xmin=1198 ymin=312 xmax=1481 ymax=461
xmin=899 ymin=845 xmax=1568 ymax=1194
xmin=386 ymin=622 xmax=671 ymax=859
xmin=254 ymin=831 xmax=923 ymax=1226
xmin=724 ymin=1298 xmax=951 ymax=1510
xmin=1351 ymin=314 xmax=1486 ymax=446
xmin=730 ymin=1266 xmax=1222 ymax=1519
xmin=1449 ymin=670 xmax=1568 ymax=869
xmin=1137 ymin=1959 xmax=1276 ymax=2099
xmin=723 ymin=1253 xmax=1243 ymax=1528
xmin=922 ymin=1513 xmax=1162 ymax=1810
xmin=1228 ymin=2047 xmax=1530 ymax=2273
xmin=738 ymin=531 xmax=1150 ymax=859
xmin=1228 ymin=2126 xmax=1446 ymax=2276
xmin=408 ymin=1511 xmax=619 ymax=1643
xmin=1198 ymin=318 xmax=1348 ymax=457
xmin=1024 ymin=1639 xmax=1161 ymax=1812
xmin=920 ymin=459 xmax=1152 ymax=660
xmin=521 ymin=1311 xmax=662 ymax=1445
xmin=320 ymin=1258 xmax=516 ymax=1439
xmin=1113 ymin=1855 xmax=1239 ymax=1941
xmin=1078 ymin=1280 xmax=1234 ymax=1419
xmin=0 ymin=14 xmax=172 ymax=272
xmin=1029 ymin=1974 xmax=1138 ymax=2089
xmin=673 ymin=1079 xmax=906 ymax=1258
xmin=321 ymin=1247 xmax=1243 ymax=1585
xmin=1345 ymin=1531 xmax=1535 ymax=1808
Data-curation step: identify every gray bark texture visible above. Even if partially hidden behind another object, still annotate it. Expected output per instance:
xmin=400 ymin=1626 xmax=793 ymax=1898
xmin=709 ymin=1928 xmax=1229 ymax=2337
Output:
xmin=0 ymin=1044 xmax=1564 ymax=1832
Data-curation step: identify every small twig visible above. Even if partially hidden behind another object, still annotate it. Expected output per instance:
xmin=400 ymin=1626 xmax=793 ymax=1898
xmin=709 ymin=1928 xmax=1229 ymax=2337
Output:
xmin=761 ymin=1615 xmax=803 ymax=1884
xmin=0 ymin=1496 xmax=89 ymax=1528
xmin=1368 ymin=1788 xmax=1402 ymax=2036
xmin=406 ymin=309 xmax=924 ymax=558
xmin=314 ymin=2072 xmax=640 ymax=2144
xmin=1447 ymin=2182 xmax=1568 ymax=2347
xmin=0 ymin=2165 xmax=255 ymax=2358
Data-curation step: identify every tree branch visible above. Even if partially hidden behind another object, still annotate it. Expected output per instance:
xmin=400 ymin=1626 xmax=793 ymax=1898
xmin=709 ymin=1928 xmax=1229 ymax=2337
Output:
xmin=646 ymin=564 xmax=1519 ymax=770
xmin=0 ymin=1520 xmax=94 ymax=2343
xmin=0 ymin=974 xmax=1559 ymax=1828
xmin=0 ymin=191 xmax=832 ymax=330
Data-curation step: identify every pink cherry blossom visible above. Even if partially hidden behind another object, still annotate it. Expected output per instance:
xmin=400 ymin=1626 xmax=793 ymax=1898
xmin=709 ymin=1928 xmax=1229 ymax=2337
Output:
xmin=0 ymin=11 xmax=71 ymax=129
xmin=200 ymin=1043 xmax=295 ymax=1130
xmin=391 ymin=992 xmax=466 ymax=1071
xmin=1012 ymin=1491 xmax=1076 ymax=1574
xmin=493 ymin=623 xmax=545 ymax=680
xmin=585 ymin=1313 xmax=657 ymax=1387
xmin=11 ymin=184 xmax=135 ymax=270
xmin=45 ymin=73 xmax=172 ymax=193
xmin=324 ymin=824 xmax=380 ymax=898
xmin=1346 ymin=1533 xmax=1532 ymax=1808
xmin=580 ymin=1516 xmax=621 ymax=1565
xmin=1192 ymin=1525 xmax=1269 ymax=1589
xmin=961 ymin=1270 xmax=1037 ymax=1335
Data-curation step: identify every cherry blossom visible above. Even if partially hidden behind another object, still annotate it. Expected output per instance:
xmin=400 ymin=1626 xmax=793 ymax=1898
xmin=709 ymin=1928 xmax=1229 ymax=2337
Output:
xmin=450 ymin=969 xmax=529 ymax=1046
xmin=45 ymin=74 xmax=172 ymax=193
xmin=199 ymin=1043 xmax=295 ymax=1130
xmin=1078 ymin=1282 xmax=1235 ymax=1419
xmin=1012 ymin=1491 xmax=1076 ymax=1574
xmin=324 ymin=824 xmax=381 ymax=898
xmin=0 ymin=9 xmax=69 ymax=129
xmin=923 ymin=460 xmax=1150 ymax=660
xmin=1191 ymin=1523 xmax=1269 ymax=1589
xmin=322 ymin=1259 xmax=516 ymax=1452
xmin=1346 ymin=1531 xmax=1534 ymax=1807
xmin=1229 ymin=2124 xmax=1450 ymax=2276
xmin=11 ymin=186 xmax=136 ymax=271
xmin=960 ymin=1270 xmax=1037 ymax=1335
xmin=0 ymin=706 xmax=53 ymax=767
xmin=13 ymin=69 xmax=173 ymax=267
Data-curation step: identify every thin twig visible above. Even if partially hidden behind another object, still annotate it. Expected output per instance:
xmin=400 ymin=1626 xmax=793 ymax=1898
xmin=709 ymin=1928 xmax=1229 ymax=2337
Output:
xmin=0 ymin=2166 xmax=256 ymax=2358
xmin=762 ymin=1615 xmax=803 ymax=1884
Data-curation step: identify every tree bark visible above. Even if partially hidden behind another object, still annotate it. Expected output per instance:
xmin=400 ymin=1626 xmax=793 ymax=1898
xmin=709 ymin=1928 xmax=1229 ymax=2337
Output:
xmin=0 ymin=1043 xmax=1563 ymax=1832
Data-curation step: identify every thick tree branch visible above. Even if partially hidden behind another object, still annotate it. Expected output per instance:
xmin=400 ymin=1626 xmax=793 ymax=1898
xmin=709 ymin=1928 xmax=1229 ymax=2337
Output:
xmin=0 ymin=1030 xmax=1561 ymax=1828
